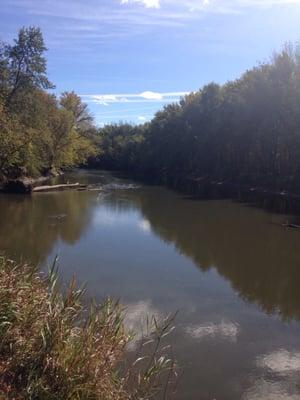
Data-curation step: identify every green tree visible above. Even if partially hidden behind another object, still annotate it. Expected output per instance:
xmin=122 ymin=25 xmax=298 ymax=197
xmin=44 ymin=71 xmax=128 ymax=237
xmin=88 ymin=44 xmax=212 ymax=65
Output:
xmin=92 ymin=44 xmax=300 ymax=195
xmin=60 ymin=91 xmax=93 ymax=133
xmin=3 ymin=26 xmax=54 ymax=107
xmin=0 ymin=27 xmax=97 ymax=180
xmin=0 ymin=98 xmax=24 ymax=178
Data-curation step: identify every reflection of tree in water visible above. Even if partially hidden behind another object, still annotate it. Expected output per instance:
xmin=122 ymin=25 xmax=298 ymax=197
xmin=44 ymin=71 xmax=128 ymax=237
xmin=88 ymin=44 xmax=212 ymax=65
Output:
xmin=123 ymin=187 xmax=300 ymax=320
xmin=99 ymin=192 xmax=138 ymax=214
xmin=2 ymin=171 xmax=300 ymax=321
xmin=0 ymin=191 xmax=96 ymax=265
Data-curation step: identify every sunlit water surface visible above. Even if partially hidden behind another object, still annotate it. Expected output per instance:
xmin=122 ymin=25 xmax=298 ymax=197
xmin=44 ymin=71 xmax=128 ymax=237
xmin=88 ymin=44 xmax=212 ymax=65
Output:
xmin=1 ymin=170 xmax=300 ymax=400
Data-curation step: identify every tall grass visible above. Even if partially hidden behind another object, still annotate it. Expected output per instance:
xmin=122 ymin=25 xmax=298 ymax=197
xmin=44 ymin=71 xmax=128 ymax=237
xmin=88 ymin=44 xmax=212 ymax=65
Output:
xmin=0 ymin=257 xmax=176 ymax=399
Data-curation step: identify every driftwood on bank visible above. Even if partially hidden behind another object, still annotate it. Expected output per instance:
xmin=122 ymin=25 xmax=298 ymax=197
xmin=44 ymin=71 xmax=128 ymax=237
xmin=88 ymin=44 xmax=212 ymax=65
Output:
xmin=32 ymin=183 xmax=88 ymax=193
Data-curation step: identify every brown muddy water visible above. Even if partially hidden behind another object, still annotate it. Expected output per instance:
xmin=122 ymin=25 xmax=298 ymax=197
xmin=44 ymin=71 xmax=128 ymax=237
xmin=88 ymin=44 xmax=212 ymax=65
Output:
xmin=1 ymin=169 xmax=300 ymax=400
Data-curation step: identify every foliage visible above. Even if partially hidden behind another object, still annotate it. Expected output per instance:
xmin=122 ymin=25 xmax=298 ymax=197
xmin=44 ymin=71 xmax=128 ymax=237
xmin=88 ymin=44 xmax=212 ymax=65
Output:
xmin=91 ymin=43 xmax=300 ymax=194
xmin=0 ymin=98 xmax=24 ymax=178
xmin=0 ymin=27 xmax=96 ymax=181
xmin=1 ymin=26 xmax=54 ymax=107
xmin=0 ymin=256 xmax=176 ymax=400
xmin=60 ymin=91 xmax=94 ymax=133
xmin=90 ymin=124 xmax=146 ymax=171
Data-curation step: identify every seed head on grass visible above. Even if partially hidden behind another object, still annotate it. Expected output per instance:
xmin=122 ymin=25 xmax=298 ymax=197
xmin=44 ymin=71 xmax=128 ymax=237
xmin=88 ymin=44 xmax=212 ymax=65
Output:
xmin=0 ymin=256 xmax=176 ymax=399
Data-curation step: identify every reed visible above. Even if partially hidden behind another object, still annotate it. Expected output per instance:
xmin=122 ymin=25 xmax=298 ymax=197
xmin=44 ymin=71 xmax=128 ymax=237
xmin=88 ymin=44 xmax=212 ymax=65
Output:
xmin=0 ymin=256 xmax=176 ymax=399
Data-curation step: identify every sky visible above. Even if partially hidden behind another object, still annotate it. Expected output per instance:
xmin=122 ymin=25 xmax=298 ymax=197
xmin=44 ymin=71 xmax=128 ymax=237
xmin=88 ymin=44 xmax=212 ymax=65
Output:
xmin=1 ymin=0 xmax=300 ymax=126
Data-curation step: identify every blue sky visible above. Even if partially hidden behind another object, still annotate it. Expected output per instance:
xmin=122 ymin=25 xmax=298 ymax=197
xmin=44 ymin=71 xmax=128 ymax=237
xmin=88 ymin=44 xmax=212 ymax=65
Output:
xmin=1 ymin=0 xmax=300 ymax=126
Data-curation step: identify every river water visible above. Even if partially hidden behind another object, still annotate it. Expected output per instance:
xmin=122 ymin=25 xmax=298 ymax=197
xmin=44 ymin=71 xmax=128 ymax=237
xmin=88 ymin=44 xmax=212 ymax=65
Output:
xmin=1 ymin=169 xmax=300 ymax=400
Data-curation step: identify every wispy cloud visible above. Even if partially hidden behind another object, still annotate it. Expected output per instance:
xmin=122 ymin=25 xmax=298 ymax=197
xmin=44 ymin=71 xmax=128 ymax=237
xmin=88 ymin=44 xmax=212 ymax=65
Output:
xmin=119 ymin=0 xmax=300 ymax=13
xmin=3 ymin=0 xmax=300 ymax=32
xmin=81 ymin=91 xmax=189 ymax=105
xmin=2 ymin=0 xmax=299 ymax=49
xmin=1 ymin=0 xmax=298 ymax=128
xmin=121 ymin=0 xmax=161 ymax=9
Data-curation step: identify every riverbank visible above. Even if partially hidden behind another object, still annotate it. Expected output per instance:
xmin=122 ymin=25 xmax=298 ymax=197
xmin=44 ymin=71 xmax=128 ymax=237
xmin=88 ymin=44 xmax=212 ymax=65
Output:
xmin=0 ymin=176 xmax=50 ymax=194
xmin=3 ymin=165 xmax=300 ymax=215
xmin=0 ymin=170 xmax=64 ymax=194
xmin=0 ymin=256 xmax=175 ymax=399
xmin=102 ymin=167 xmax=300 ymax=215
xmin=166 ymin=176 xmax=300 ymax=215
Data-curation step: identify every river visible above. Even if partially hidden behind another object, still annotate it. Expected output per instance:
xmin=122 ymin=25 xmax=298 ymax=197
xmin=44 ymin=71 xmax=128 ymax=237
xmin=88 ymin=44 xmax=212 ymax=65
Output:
xmin=1 ymin=169 xmax=300 ymax=400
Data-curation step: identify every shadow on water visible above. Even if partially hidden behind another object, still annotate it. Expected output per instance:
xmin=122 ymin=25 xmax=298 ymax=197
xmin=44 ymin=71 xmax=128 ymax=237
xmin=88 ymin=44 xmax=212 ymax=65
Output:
xmin=1 ymin=170 xmax=300 ymax=322
xmin=103 ymin=186 xmax=300 ymax=321
xmin=0 ymin=191 xmax=96 ymax=265
xmin=1 ymin=170 xmax=300 ymax=399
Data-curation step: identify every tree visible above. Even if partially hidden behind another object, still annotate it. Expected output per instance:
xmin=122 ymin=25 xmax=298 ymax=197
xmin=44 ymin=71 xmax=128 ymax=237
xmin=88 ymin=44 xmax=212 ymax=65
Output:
xmin=0 ymin=41 xmax=9 ymax=94
xmin=92 ymin=44 xmax=300 ymax=195
xmin=0 ymin=98 xmax=21 ymax=178
xmin=0 ymin=27 xmax=97 ymax=180
xmin=3 ymin=26 xmax=54 ymax=107
xmin=60 ymin=91 xmax=93 ymax=134
xmin=47 ymin=102 xmax=96 ymax=172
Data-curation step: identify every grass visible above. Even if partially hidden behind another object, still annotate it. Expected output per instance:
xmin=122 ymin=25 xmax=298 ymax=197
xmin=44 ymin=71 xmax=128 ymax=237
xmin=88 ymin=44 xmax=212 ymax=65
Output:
xmin=0 ymin=256 xmax=176 ymax=400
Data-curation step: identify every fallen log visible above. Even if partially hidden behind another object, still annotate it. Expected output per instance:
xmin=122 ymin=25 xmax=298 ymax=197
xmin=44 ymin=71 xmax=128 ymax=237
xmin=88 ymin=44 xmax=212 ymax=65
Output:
xmin=282 ymin=223 xmax=300 ymax=230
xmin=33 ymin=183 xmax=88 ymax=193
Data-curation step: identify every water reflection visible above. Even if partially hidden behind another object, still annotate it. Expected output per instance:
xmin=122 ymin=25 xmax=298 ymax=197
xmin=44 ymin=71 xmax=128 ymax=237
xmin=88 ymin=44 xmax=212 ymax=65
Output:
xmin=243 ymin=379 xmax=300 ymax=400
xmin=114 ymin=188 xmax=300 ymax=320
xmin=123 ymin=300 xmax=161 ymax=350
xmin=185 ymin=320 xmax=240 ymax=342
xmin=243 ymin=350 xmax=300 ymax=400
xmin=0 ymin=191 xmax=96 ymax=264
xmin=1 ymin=170 xmax=300 ymax=400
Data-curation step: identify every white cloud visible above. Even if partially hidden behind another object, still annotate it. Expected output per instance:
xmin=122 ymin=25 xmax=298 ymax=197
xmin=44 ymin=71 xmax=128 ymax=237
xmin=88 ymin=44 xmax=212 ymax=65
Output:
xmin=81 ymin=91 xmax=189 ymax=105
xmin=140 ymin=91 xmax=163 ymax=100
xmin=121 ymin=0 xmax=161 ymax=8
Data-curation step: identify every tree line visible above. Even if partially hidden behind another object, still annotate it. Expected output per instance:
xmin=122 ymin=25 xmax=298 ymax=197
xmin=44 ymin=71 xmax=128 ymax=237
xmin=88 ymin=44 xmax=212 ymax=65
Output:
xmin=2 ymin=27 xmax=300 ymax=195
xmin=0 ymin=26 xmax=97 ymax=181
xmin=92 ymin=43 xmax=300 ymax=194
